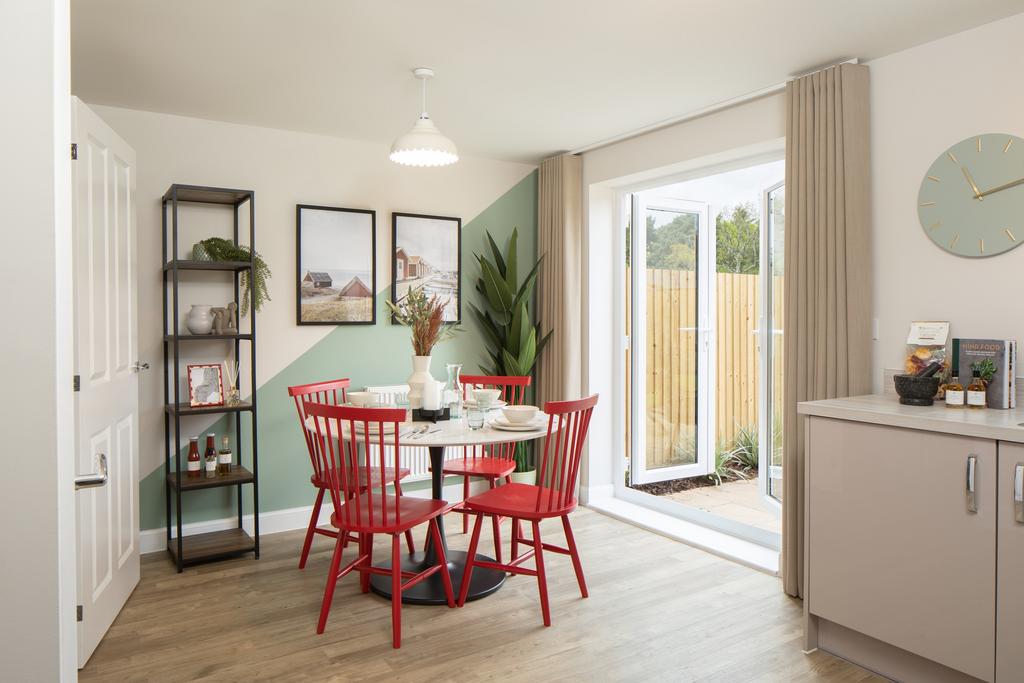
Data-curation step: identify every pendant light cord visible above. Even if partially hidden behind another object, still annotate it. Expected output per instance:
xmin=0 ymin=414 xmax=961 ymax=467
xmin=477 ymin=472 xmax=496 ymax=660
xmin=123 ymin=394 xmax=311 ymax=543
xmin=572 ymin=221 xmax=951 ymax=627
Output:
xmin=420 ymin=76 xmax=428 ymax=119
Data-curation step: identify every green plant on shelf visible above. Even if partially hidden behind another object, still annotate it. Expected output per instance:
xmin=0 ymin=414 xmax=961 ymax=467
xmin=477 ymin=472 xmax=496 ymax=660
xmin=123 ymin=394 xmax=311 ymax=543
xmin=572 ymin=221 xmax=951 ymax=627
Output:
xmin=195 ymin=237 xmax=271 ymax=315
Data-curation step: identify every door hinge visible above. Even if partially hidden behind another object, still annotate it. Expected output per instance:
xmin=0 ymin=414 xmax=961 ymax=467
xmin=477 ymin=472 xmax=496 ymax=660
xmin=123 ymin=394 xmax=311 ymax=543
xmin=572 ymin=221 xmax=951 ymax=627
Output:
xmin=71 ymin=143 xmax=78 ymax=160
xmin=77 ymin=605 xmax=83 ymax=622
xmin=73 ymin=375 xmax=80 ymax=392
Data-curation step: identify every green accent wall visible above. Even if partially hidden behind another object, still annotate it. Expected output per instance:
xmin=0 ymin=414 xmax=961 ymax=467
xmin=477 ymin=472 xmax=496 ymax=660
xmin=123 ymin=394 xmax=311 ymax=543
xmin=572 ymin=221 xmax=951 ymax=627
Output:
xmin=141 ymin=170 xmax=538 ymax=530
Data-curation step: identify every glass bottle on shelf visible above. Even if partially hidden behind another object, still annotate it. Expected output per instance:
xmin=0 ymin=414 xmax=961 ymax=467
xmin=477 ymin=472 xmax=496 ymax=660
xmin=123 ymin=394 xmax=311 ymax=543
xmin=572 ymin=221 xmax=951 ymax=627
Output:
xmin=217 ymin=435 xmax=232 ymax=475
xmin=444 ymin=363 xmax=463 ymax=419
xmin=186 ymin=437 xmax=201 ymax=479
xmin=967 ymin=370 xmax=987 ymax=409
xmin=204 ymin=433 xmax=217 ymax=478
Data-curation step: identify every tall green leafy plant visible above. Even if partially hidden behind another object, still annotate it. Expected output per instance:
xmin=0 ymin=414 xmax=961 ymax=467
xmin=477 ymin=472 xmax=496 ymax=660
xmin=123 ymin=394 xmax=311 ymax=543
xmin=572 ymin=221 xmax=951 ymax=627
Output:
xmin=196 ymin=237 xmax=272 ymax=315
xmin=470 ymin=228 xmax=552 ymax=472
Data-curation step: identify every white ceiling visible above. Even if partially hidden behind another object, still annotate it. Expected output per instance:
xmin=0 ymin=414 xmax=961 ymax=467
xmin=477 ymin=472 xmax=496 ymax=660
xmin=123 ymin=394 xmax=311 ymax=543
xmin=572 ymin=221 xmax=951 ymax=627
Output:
xmin=71 ymin=1 xmax=1023 ymax=163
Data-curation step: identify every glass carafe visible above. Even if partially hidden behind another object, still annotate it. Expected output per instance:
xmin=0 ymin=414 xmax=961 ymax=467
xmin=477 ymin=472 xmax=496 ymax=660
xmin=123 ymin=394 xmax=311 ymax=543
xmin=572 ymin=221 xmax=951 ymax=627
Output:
xmin=444 ymin=363 xmax=463 ymax=419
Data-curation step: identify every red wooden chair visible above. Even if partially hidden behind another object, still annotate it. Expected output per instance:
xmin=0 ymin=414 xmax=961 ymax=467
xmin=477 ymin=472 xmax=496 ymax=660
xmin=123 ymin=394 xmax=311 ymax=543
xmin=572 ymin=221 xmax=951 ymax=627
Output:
xmin=456 ymin=394 xmax=599 ymax=626
xmin=288 ymin=379 xmax=414 ymax=569
xmin=306 ymin=402 xmax=455 ymax=648
xmin=438 ymin=374 xmax=531 ymax=562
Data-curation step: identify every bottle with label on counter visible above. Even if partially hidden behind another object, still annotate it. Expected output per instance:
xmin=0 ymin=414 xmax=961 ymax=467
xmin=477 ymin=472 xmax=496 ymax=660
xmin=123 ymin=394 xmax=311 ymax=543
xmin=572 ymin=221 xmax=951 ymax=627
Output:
xmin=217 ymin=435 xmax=232 ymax=475
xmin=945 ymin=375 xmax=965 ymax=408
xmin=966 ymin=370 xmax=987 ymax=409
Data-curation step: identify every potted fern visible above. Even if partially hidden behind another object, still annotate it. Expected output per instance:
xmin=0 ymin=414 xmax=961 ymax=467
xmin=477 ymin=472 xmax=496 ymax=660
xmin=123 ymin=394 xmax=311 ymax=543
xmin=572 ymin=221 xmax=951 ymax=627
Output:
xmin=469 ymin=228 xmax=551 ymax=483
xmin=193 ymin=237 xmax=272 ymax=315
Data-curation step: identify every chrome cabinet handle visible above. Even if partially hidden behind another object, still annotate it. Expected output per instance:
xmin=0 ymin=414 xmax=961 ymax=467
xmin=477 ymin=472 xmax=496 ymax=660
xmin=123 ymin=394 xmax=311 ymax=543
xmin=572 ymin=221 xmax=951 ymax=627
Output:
xmin=1014 ymin=463 xmax=1023 ymax=524
xmin=75 ymin=453 xmax=108 ymax=490
xmin=966 ymin=455 xmax=977 ymax=513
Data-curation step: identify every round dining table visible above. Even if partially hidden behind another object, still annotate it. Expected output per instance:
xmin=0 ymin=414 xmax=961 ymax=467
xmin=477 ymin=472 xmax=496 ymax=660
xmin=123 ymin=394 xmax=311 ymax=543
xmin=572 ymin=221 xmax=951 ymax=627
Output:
xmin=308 ymin=410 xmax=556 ymax=605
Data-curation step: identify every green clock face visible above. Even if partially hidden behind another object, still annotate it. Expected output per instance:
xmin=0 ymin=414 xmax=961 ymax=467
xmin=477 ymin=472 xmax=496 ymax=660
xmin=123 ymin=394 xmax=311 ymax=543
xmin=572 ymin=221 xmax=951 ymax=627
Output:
xmin=918 ymin=133 xmax=1024 ymax=258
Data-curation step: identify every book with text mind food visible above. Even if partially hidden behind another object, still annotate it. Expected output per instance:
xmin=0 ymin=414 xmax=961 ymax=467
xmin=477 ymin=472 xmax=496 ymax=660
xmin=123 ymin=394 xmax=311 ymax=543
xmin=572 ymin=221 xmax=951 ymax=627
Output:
xmin=953 ymin=338 xmax=1017 ymax=409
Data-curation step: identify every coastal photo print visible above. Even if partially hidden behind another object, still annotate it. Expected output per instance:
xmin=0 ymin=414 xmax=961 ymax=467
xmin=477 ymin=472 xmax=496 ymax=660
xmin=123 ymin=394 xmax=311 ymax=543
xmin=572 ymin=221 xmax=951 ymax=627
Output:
xmin=296 ymin=205 xmax=376 ymax=325
xmin=391 ymin=212 xmax=461 ymax=323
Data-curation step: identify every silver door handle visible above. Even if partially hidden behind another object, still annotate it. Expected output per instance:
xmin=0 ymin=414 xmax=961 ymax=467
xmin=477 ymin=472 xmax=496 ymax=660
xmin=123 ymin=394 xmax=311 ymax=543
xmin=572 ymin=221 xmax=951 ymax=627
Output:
xmin=966 ymin=455 xmax=977 ymax=513
xmin=132 ymin=362 xmax=150 ymax=372
xmin=75 ymin=453 xmax=108 ymax=490
xmin=1014 ymin=463 xmax=1023 ymax=524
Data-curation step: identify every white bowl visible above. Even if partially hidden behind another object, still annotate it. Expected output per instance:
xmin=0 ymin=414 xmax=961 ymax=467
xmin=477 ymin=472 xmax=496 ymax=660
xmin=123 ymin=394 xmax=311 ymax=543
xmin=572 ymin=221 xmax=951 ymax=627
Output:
xmin=347 ymin=391 xmax=377 ymax=407
xmin=472 ymin=388 xmax=502 ymax=407
xmin=502 ymin=405 xmax=538 ymax=424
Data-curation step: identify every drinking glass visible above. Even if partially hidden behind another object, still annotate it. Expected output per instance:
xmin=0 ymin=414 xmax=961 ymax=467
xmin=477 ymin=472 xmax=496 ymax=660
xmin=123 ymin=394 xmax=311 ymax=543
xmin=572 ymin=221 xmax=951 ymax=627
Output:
xmin=467 ymin=408 xmax=485 ymax=430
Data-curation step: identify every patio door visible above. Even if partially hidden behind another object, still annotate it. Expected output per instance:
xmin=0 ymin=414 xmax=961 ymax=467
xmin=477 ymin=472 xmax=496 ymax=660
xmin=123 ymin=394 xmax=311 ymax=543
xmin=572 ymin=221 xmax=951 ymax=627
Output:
xmin=757 ymin=181 xmax=785 ymax=504
xmin=628 ymin=193 xmax=715 ymax=484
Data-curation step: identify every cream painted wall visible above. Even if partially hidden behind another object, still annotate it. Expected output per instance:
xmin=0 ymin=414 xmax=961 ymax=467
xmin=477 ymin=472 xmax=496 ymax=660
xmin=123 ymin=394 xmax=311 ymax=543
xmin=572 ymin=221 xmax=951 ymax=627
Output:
xmin=869 ymin=13 xmax=1024 ymax=391
xmin=89 ymin=105 xmax=536 ymax=478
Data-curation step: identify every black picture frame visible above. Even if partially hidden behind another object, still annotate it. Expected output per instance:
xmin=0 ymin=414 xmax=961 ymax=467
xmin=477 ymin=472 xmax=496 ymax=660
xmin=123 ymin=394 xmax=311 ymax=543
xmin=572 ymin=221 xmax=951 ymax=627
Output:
xmin=391 ymin=212 xmax=462 ymax=324
xmin=296 ymin=204 xmax=377 ymax=325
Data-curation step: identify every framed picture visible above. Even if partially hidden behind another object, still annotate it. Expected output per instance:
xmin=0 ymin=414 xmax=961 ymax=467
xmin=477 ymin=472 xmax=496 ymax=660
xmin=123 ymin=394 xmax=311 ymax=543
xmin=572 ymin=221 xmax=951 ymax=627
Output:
xmin=296 ymin=205 xmax=376 ymax=325
xmin=187 ymin=364 xmax=224 ymax=407
xmin=391 ymin=212 xmax=462 ymax=323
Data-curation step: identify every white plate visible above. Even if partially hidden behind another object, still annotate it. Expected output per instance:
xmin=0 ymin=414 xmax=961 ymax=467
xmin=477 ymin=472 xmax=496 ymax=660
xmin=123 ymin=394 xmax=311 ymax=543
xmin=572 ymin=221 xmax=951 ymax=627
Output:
xmin=463 ymin=399 xmax=507 ymax=410
xmin=490 ymin=416 xmax=546 ymax=432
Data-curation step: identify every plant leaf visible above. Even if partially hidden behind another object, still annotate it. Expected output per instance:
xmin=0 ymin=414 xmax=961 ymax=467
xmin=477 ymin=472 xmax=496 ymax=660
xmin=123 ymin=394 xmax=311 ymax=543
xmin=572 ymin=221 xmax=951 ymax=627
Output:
xmin=505 ymin=228 xmax=518 ymax=293
xmin=480 ymin=258 xmax=514 ymax=315
xmin=512 ymin=255 xmax=543 ymax=312
xmin=536 ymin=327 xmax=553 ymax=359
xmin=518 ymin=326 xmax=537 ymax=373
xmin=502 ymin=348 xmax=524 ymax=376
xmin=469 ymin=303 xmax=503 ymax=349
xmin=507 ymin=302 xmax=527 ymax=357
xmin=485 ymin=232 xmax=507 ymax=279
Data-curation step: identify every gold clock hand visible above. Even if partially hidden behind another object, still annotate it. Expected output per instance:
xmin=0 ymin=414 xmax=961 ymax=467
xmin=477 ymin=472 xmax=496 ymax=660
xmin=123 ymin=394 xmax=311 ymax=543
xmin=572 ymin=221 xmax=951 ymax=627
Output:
xmin=960 ymin=166 xmax=984 ymax=200
xmin=978 ymin=176 xmax=1024 ymax=198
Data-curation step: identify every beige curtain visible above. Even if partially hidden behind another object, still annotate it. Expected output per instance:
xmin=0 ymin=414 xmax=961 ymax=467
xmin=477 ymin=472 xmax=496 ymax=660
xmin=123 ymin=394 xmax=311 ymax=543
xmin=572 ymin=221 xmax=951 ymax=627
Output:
xmin=782 ymin=64 xmax=873 ymax=597
xmin=536 ymin=153 xmax=583 ymax=407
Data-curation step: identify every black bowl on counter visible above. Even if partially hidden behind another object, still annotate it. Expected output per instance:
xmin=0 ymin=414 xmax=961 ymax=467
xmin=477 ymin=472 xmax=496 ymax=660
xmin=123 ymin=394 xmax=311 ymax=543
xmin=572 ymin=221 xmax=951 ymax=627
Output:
xmin=893 ymin=374 xmax=942 ymax=406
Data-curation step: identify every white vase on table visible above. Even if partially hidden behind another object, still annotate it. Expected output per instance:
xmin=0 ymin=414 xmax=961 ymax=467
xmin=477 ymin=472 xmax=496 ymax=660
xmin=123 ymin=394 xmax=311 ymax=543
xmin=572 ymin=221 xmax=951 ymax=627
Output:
xmin=407 ymin=355 xmax=434 ymax=409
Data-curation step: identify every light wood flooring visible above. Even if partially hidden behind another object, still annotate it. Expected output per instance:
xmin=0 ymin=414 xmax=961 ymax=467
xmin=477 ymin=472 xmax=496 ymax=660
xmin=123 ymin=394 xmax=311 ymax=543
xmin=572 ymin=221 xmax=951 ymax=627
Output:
xmin=80 ymin=508 xmax=881 ymax=682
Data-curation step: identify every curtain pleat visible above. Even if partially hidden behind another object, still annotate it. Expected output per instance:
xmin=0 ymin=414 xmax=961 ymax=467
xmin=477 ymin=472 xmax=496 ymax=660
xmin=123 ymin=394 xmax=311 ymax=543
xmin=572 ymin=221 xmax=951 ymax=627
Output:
xmin=782 ymin=64 xmax=872 ymax=598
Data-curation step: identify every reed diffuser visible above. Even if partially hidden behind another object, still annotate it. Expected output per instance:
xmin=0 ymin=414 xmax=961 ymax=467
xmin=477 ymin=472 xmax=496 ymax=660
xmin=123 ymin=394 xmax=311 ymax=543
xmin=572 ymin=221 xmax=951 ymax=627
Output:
xmin=223 ymin=359 xmax=240 ymax=406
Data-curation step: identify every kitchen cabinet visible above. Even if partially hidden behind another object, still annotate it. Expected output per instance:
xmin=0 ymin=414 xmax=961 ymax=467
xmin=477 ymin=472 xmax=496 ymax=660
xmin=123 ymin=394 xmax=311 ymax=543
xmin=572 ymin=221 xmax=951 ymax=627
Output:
xmin=997 ymin=443 xmax=1024 ymax=682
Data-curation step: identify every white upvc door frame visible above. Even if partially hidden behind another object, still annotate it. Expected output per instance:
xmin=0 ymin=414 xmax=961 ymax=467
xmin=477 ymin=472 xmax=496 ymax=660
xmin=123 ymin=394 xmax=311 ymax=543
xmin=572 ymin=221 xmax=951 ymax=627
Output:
xmin=757 ymin=180 xmax=785 ymax=510
xmin=628 ymin=193 xmax=715 ymax=485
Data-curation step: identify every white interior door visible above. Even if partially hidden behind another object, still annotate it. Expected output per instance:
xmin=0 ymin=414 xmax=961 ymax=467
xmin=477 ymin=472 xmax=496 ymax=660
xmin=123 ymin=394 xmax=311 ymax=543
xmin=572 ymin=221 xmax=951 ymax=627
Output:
xmin=73 ymin=97 xmax=140 ymax=668
xmin=757 ymin=181 xmax=784 ymax=506
xmin=629 ymin=194 xmax=715 ymax=484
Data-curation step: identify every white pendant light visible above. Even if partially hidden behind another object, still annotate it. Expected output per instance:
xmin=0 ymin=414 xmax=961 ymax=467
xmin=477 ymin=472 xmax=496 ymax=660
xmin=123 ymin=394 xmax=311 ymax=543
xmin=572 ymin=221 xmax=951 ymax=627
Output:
xmin=390 ymin=67 xmax=459 ymax=167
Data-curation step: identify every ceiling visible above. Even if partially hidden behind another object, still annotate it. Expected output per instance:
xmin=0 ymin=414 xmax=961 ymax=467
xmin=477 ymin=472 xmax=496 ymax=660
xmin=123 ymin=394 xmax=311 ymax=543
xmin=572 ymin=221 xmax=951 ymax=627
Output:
xmin=71 ymin=1 xmax=1023 ymax=163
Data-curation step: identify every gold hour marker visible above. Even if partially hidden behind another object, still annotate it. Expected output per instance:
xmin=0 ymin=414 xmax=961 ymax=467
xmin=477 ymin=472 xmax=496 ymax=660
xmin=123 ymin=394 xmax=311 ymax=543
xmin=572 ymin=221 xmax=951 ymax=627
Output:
xmin=948 ymin=151 xmax=959 ymax=164
xmin=950 ymin=233 xmax=960 ymax=249
xmin=977 ymin=137 xmax=982 ymax=152
xmin=927 ymin=175 xmax=941 ymax=182
xmin=1005 ymin=138 xmax=1014 ymax=154
xmin=929 ymin=221 xmax=942 ymax=230
xmin=980 ymin=238 xmax=985 ymax=254
xmin=920 ymin=201 xmax=936 ymax=206
xmin=1006 ymin=228 xmax=1017 ymax=242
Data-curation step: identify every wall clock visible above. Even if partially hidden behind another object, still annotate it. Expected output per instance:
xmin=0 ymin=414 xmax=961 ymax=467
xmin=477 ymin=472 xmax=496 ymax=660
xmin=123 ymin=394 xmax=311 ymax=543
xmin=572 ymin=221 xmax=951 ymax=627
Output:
xmin=917 ymin=133 xmax=1024 ymax=258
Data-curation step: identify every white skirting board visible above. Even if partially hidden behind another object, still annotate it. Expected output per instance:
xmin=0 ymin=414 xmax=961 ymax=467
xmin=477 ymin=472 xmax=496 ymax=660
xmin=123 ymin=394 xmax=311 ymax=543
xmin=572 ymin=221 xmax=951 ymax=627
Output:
xmin=140 ymin=479 xmax=491 ymax=555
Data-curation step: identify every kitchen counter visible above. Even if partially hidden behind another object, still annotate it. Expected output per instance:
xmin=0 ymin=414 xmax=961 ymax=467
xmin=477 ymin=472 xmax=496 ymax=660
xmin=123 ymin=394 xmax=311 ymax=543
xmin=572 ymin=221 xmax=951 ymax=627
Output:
xmin=798 ymin=393 xmax=1024 ymax=444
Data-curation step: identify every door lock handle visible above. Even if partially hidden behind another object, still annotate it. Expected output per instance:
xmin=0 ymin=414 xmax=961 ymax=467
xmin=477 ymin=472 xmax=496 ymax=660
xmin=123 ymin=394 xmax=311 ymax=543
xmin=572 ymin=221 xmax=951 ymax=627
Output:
xmin=1014 ymin=463 xmax=1023 ymax=524
xmin=966 ymin=455 xmax=977 ymax=513
xmin=132 ymin=362 xmax=150 ymax=372
xmin=75 ymin=453 xmax=108 ymax=490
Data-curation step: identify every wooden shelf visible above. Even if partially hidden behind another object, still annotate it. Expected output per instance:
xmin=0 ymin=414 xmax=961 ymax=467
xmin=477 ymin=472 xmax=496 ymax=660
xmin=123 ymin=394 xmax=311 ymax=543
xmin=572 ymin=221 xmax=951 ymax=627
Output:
xmin=167 ymin=528 xmax=255 ymax=566
xmin=164 ymin=333 xmax=252 ymax=341
xmin=167 ymin=466 xmax=254 ymax=491
xmin=163 ymin=259 xmax=252 ymax=272
xmin=162 ymin=184 xmax=252 ymax=205
xmin=165 ymin=401 xmax=253 ymax=416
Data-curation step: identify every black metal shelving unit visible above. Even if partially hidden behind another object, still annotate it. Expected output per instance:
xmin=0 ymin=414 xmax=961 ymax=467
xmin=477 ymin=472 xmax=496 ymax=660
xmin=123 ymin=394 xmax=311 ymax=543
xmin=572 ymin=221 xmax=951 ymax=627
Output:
xmin=162 ymin=184 xmax=260 ymax=572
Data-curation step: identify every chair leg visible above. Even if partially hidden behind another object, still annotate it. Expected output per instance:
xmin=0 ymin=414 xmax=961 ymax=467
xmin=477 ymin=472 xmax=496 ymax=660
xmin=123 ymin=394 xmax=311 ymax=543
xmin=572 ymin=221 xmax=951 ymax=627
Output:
xmin=391 ymin=534 xmax=402 ymax=649
xmin=562 ymin=515 xmax=588 ymax=598
xmin=491 ymin=513 xmax=503 ymax=564
xmin=462 ymin=476 xmax=470 ymax=533
xmin=510 ymin=517 xmax=520 ymax=562
xmin=457 ymin=514 xmax=484 ymax=607
xmin=316 ymin=532 xmax=346 ymax=634
xmin=429 ymin=519 xmax=456 ymax=608
xmin=299 ymin=488 xmax=325 ymax=569
xmin=394 ymin=479 xmax=416 ymax=554
xmin=532 ymin=520 xmax=551 ymax=627
xmin=360 ymin=533 xmax=374 ymax=594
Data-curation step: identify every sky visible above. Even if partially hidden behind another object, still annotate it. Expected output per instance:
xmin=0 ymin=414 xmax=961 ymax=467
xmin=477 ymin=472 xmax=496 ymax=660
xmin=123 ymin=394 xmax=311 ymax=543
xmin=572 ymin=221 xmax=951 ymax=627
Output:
xmin=647 ymin=159 xmax=785 ymax=218
xmin=395 ymin=216 xmax=459 ymax=271
xmin=300 ymin=208 xmax=373 ymax=275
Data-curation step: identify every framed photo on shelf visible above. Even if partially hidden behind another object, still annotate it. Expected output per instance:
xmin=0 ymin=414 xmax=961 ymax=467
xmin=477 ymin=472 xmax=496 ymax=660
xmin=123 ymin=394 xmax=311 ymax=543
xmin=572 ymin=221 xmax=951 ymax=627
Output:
xmin=187 ymin=363 xmax=225 ymax=407
xmin=296 ymin=205 xmax=376 ymax=325
xmin=391 ymin=212 xmax=462 ymax=324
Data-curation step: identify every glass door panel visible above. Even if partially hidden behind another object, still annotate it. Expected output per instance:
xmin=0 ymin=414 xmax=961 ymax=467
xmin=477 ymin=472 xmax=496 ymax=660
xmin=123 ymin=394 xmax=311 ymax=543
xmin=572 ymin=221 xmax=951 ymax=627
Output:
xmin=759 ymin=182 xmax=785 ymax=504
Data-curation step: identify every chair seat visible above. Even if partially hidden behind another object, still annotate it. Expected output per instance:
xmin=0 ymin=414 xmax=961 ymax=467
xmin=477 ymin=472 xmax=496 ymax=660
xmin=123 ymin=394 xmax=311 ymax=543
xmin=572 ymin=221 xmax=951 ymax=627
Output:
xmin=330 ymin=493 xmax=448 ymax=534
xmin=463 ymin=482 xmax=576 ymax=519
xmin=436 ymin=457 xmax=516 ymax=479
xmin=312 ymin=465 xmax=410 ymax=490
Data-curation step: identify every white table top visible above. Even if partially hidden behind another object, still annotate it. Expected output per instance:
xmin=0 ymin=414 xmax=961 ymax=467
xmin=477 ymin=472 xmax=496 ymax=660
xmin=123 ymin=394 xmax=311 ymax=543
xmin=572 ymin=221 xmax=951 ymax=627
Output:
xmin=304 ymin=411 xmax=555 ymax=447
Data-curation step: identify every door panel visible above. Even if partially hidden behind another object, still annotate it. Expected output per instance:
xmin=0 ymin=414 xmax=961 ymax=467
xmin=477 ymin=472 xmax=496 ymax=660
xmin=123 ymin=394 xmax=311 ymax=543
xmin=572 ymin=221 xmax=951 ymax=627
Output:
xmin=807 ymin=418 xmax=995 ymax=681
xmin=74 ymin=97 xmax=139 ymax=668
xmin=758 ymin=181 xmax=784 ymax=505
xmin=997 ymin=442 xmax=1024 ymax=681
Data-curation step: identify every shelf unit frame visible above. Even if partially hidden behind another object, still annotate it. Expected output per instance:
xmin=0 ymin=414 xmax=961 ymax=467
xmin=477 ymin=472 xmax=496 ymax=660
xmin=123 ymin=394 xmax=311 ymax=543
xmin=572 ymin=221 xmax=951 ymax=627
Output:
xmin=161 ymin=184 xmax=260 ymax=572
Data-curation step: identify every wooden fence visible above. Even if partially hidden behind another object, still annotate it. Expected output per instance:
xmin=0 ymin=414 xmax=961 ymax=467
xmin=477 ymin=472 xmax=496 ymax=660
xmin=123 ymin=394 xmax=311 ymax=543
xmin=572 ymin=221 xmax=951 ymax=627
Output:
xmin=626 ymin=269 xmax=784 ymax=470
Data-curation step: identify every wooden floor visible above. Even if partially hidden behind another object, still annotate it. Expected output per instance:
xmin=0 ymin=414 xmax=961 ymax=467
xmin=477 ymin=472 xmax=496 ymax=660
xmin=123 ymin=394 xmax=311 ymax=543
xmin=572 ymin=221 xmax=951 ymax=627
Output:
xmin=80 ymin=508 xmax=880 ymax=682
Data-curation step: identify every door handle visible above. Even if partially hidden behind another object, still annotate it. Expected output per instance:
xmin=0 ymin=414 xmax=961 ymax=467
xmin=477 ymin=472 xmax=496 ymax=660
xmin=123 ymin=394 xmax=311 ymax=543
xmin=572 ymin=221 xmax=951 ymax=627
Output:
xmin=966 ymin=455 xmax=977 ymax=513
xmin=1014 ymin=463 xmax=1023 ymax=524
xmin=75 ymin=453 xmax=108 ymax=490
xmin=132 ymin=362 xmax=150 ymax=372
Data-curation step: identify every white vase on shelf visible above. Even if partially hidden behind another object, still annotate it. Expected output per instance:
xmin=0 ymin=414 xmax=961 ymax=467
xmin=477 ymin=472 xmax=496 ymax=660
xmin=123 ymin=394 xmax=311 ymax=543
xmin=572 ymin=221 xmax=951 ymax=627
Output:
xmin=407 ymin=355 xmax=434 ymax=409
xmin=186 ymin=304 xmax=213 ymax=335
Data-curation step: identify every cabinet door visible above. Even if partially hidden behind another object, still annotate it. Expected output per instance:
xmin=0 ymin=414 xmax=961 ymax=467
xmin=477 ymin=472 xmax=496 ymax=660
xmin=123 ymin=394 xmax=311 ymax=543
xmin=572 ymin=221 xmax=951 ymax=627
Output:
xmin=807 ymin=418 xmax=995 ymax=681
xmin=997 ymin=442 xmax=1024 ymax=681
